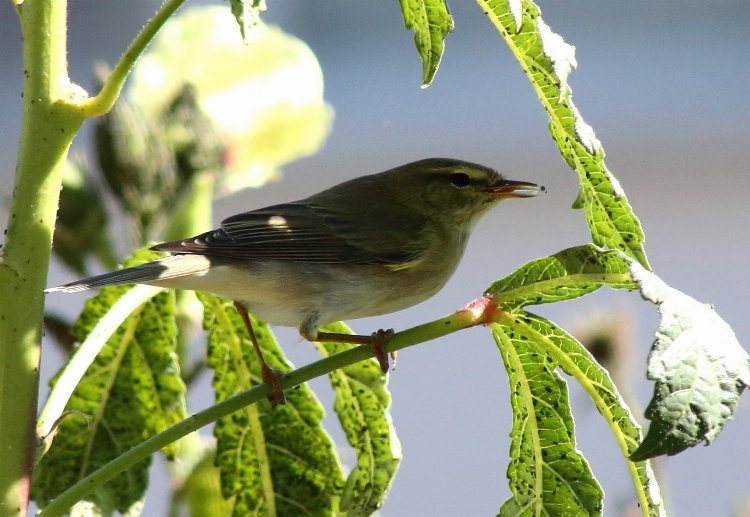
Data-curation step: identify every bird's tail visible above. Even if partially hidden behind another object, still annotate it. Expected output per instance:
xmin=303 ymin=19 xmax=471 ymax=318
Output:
xmin=45 ymin=255 xmax=211 ymax=293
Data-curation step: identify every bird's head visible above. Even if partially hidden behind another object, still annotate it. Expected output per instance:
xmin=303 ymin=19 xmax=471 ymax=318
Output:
xmin=384 ymin=158 xmax=542 ymax=225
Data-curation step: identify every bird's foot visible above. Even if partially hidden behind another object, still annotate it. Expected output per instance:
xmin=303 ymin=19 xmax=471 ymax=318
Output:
xmin=311 ymin=327 xmax=396 ymax=374
xmin=261 ymin=364 xmax=286 ymax=406
xmin=369 ymin=328 xmax=395 ymax=373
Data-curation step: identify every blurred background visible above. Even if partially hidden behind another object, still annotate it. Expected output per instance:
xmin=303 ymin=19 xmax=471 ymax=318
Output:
xmin=2 ymin=0 xmax=749 ymax=515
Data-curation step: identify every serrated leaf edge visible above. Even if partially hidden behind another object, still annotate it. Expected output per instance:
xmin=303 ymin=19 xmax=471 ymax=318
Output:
xmin=498 ymin=313 xmax=665 ymax=516
xmin=493 ymin=328 xmax=546 ymax=515
xmin=477 ymin=0 xmax=649 ymax=268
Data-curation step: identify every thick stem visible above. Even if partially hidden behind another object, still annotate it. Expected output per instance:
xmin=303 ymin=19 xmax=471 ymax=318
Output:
xmin=0 ymin=2 xmax=84 ymax=515
xmin=2 ymin=2 xmax=206 ymax=514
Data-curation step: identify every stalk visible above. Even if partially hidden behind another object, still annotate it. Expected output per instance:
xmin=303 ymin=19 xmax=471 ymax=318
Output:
xmin=0 ymin=1 xmax=84 ymax=515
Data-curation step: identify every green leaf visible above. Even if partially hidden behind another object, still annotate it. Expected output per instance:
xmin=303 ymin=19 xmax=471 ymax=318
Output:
xmin=398 ymin=0 xmax=454 ymax=87
xmin=629 ymin=264 xmax=750 ymax=461
xmin=228 ymin=0 xmax=267 ymax=42
xmin=477 ymin=0 xmax=649 ymax=268
xmin=495 ymin=312 xmax=665 ymax=517
xmin=485 ymin=244 xmax=636 ymax=310
xmin=316 ymin=322 xmax=402 ymax=516
xmin=33 ymin=251 xmax=186 ymax=513
xmin=492 ymin=321 xmax=603 ymax=516
xmin=199 ymin=293 xmax=344 ymax=516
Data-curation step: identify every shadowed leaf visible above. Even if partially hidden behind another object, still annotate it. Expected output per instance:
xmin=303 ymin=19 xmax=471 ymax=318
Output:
xmin=199 ymin=293 xmax=344 ymax=515
xmin=629 ymin=264 xmax=750 ymax=460
xmin=33 ymin=250 xmax=185 ymax=513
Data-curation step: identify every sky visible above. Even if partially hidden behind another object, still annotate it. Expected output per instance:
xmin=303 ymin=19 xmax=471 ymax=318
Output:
xmin=2 ymin=1 xmax=750 ymax=516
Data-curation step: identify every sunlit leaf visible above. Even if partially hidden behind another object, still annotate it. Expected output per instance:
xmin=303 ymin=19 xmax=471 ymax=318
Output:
xmin=398 ymin=0 xmax=454 ymax=87
xmin=485 ymin=247 xmax=666 ymax=516
xmin=486 ymin=244 xmax=636 ymax=310
xmin=493 ymin=318 xmax=602 ymax=516
xmin=501 ymin=312 xmax=665 ymax=516
xmin=477 ymin=0 xmax=649 ymax=268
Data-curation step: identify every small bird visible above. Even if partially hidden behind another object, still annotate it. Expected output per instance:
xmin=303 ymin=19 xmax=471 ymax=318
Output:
xmin=48 ymin=158 xmax=542 ymax=404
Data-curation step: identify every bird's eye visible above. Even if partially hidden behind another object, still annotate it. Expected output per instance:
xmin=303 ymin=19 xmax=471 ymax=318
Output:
xmin=449 ymin=173 xmax=471 ymax=188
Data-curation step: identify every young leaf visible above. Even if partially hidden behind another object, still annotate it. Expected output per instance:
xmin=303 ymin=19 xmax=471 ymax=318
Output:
xmin=33 ymin=251 xmax=186 ymax=513
xmin=485 ymin=244 xmax=636 ymax=310
xmin=316 ymin=322 xmax=402 ymax=515
xmin=629 ymin=264 xmax=750 ymax=461
xmin=199 ymin=293 xmax=344 ymax=515
xmin=398 ymin=0 xmax=454 ymax=87
xmin=477 ymin=0 xmax=649 ymax=268
xmin=492 ymin=321 xmax=604 ymax=517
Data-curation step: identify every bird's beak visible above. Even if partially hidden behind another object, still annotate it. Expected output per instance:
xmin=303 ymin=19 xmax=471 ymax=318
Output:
xmin=485 ymin=179 xmax=543 ymax=199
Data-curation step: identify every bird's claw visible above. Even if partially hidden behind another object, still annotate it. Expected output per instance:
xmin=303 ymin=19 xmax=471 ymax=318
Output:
xmin=370 ymin=328 xmax=395 ymax=373
xmin=262 ymin=366 xmax=286 ymax=406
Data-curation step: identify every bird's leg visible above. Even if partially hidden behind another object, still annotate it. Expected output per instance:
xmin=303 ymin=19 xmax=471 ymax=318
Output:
xmin=233 ymin=301 xmax=286 ymax=406
xmin=314 ymin=329 xmax=395 ymax=373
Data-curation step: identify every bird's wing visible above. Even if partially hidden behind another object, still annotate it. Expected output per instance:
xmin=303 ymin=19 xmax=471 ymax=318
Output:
xmin=152 ymin=201 xmax=427 ymax=265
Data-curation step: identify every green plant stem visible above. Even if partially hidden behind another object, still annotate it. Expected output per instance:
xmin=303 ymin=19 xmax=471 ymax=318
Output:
xmin=38 ymin=301 xmax=492 ymax=516
xmin=1 ymin=1 xmax=193 ymax=513
xmin=0 ymin=2 xmax=84 ymax=515
xmin=79 ymin=0 xmax=187 ymax=117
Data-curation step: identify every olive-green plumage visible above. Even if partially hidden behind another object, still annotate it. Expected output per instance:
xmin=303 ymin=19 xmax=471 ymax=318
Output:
xmin=49 ymin=157 xmax=540 ymax=341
